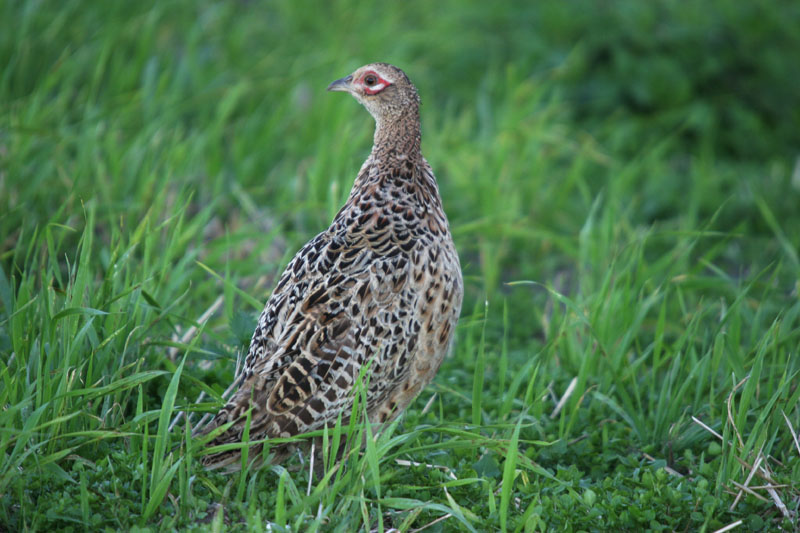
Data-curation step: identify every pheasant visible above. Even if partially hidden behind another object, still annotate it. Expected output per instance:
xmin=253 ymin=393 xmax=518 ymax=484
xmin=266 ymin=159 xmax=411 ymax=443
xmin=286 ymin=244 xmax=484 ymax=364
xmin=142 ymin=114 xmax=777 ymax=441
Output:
xmin=199 ymin=63 xmax=463 ymax=471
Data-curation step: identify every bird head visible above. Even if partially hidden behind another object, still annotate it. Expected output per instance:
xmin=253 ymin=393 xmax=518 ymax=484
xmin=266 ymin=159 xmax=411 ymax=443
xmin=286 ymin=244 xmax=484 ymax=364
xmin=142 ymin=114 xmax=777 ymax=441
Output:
xmin=327 ymin=63 xmax=420 ymax=124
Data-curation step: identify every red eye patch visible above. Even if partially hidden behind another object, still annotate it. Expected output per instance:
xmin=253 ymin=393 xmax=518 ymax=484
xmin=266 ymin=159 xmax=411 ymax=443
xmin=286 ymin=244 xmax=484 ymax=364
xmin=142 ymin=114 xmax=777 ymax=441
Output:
xmin=361 ymin=71 xmax=392 ymax=95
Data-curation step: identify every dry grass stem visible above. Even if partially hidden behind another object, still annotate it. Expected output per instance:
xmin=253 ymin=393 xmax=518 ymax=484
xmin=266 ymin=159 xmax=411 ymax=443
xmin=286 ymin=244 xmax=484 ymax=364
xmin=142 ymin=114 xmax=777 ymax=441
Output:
xmin=550 ymin=376 xmax=578 ymax=419
xmin=711 ymin=520 xmax=743 ymax=533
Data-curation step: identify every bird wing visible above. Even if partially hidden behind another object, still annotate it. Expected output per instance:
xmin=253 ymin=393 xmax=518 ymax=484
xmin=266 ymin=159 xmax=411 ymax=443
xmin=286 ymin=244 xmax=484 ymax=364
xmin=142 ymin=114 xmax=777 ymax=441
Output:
xmin=239 ymin=228 xmax=414 ymax=437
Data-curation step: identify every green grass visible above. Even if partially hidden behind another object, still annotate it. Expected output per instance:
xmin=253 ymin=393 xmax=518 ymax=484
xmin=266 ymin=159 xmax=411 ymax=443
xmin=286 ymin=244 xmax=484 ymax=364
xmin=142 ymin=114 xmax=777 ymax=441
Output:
xmin=2 ymin=0 xmax=800 ymax=531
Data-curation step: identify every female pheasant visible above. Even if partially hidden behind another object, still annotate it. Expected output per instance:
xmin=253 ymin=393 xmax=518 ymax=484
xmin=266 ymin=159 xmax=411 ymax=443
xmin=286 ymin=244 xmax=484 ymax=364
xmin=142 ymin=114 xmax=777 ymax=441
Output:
xmin=200 ymin=63 xmax=463 ymax=470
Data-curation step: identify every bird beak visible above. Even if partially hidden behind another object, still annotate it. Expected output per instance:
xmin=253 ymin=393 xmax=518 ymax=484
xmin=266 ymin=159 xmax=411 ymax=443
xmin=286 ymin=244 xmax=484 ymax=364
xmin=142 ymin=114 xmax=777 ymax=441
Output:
xmin=327 ymin=74 xmax=353 ymax=92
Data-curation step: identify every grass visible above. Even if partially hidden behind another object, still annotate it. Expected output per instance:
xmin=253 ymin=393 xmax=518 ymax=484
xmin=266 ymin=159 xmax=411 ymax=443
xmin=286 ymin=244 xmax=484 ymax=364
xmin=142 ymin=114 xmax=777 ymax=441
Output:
xmin=2 ymin=0 xmax=800 ymax=530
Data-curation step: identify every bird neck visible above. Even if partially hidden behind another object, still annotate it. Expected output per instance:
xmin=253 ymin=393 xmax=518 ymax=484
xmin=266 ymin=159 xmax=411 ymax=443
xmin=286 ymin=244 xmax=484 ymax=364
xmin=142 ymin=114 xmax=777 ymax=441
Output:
xmin=371 ymin=107 xmax=421 ymax=163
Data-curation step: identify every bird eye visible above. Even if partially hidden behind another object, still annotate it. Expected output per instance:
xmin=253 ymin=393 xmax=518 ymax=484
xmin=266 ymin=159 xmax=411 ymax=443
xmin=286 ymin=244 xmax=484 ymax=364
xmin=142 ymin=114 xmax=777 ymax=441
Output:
xmin=364 ymin=75 xmax=377 ymax=86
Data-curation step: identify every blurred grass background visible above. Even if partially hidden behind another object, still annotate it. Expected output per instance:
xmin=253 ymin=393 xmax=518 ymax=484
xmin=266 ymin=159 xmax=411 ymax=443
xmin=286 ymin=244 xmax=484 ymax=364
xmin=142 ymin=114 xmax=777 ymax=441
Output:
xmin=2 ymin=0 xmax=799 ymax=530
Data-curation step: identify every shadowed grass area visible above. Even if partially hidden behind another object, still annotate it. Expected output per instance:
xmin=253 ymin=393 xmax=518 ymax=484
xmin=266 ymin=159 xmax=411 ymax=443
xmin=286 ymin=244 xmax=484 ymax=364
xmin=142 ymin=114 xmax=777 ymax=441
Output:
xmin=2 ymin=0 xmax=799 ymax=530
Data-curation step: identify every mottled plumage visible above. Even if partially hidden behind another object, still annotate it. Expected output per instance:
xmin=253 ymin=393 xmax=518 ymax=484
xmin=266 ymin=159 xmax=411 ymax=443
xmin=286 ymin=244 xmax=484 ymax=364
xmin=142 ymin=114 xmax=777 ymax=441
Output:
xmin=200 ymin=63 xmax=463 ymax=471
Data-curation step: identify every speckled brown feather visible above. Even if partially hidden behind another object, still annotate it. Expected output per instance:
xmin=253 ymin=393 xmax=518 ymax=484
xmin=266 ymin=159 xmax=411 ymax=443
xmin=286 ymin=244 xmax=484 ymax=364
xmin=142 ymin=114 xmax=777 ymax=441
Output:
xmin=199 ymin=63 xmax=463 ymax=471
